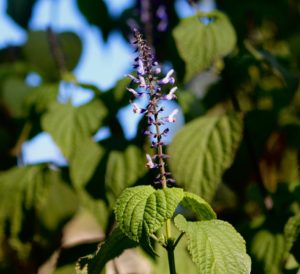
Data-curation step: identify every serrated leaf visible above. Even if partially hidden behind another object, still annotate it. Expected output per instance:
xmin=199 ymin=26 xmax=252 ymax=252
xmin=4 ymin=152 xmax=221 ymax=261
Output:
xmin=180 ymin=191 xmax=216 ymax=220
xmin=76 ymin=227 xmax=137 ymax=274
xmin=70 ymin=140 xmax=105 ymax=188
xmin=173 ymin=11 xmax=236 ymax=82
xmin=105 ymin=145 xmax=147 ymax=201
xmin=168 ymin=113 xmax=243 ymax=201
xmin=154 ymin=224 xmax=198 ymax=274
xmin=175 ymin=215 xmax=251 ymax=274
xmin=284 ymin=214 xmax=300 ymax=256
xmin=42 ymin=99 xmax=107 ymax=159
xmin=114 ymin=186 xmax=184 ymax=242
xmin=251 ymin=230 xmax=285 ymax=274
xmin=23 ymin=31 xmax=82 ymax=80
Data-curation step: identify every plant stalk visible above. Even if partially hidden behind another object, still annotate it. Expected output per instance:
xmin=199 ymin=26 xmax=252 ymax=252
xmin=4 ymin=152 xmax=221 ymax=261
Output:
xmin=166 ymin=242 xmax=176 ymax=274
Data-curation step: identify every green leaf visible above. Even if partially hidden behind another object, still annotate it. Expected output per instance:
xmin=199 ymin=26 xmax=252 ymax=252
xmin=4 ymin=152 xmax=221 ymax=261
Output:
xmin=2 ymin=77 xmax=31 ymax=118
xmin=25 ymin=83 xmax=59 ymax=114
xmin=38 ymin=176 xmax=78 ymax=231
xmin=0 ymin=165 xmax=77 ymax=256
xmin=175 ymin=215 xmax=251 ymax=274
xmin=180 ymin=191 xmax=216 ymax=220
xmin=99 ymin=78 xmax=131 ymax=114
xmin=76 ymin=227 xmax=137 ymax=274
xmin=168 ymin=113 xmax=243 ymax=201
xmin=6 ymin=0 xmax=37 ymax=28
xmin=105 ymin=145 xmax=147 ymax=202
xmin=251 ymin=230 xmax=285 ymax=274
xmin=42 ymin=99 xmax=107 ymax=159
xmin=70 ymin=140 xmax=105 ymax=188
xmin=0 ymin=166 xmax=46 ymax=242
xmin=284 ymin=214 xmax=300 ymax=256
xmin=114 ymin=186 xmax=184 ymax=242
xmin=153 ymin=225 xmax=198 ymax=274
xmin=173 ymin=11 xmax=236 ymax=82
xmin=23 ymin=31 xmax=82 ymax=80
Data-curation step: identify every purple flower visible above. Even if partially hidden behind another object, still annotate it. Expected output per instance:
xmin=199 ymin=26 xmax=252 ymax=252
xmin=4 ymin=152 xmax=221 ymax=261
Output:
xmin=162 ymin=86 xmax=177 ymax=100
xmin=127 ymin=29 xmax=178 ymax=187
xmin=157 ymin=69 xmax=175 ymax=85
xmin=145 ymin=154 xmax=157 ymax=169
xmin=165 ymin=109 xmax=179 ymax=123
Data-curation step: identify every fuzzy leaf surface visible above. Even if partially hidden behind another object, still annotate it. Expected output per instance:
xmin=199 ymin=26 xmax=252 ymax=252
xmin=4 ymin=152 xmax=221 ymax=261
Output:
xmin=180 ymin=191 xmax=216 ymax=220
xmin=168 ymin=113 xmax=243 ymax=201
xmin=175 ymin=215 xmax=251 ymax=274
xmin=76 ymin=227 xmax=137 ymax=274
xmin=42 ymin=99 xmax=107 ymax=159
xmin=173 ymin=11 xmax=236 ymax=82
xmin=114 ymin=186 xmax=184 ymax=242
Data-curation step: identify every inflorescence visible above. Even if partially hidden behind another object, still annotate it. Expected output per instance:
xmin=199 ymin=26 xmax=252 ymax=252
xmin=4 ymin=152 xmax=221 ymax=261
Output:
xmin=127 ymin=29 xmax=178 ymax=188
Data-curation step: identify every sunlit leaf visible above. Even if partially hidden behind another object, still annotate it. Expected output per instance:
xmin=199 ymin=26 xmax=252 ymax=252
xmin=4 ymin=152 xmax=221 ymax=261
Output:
xmin=70 ymin=140 xmax=105 ymax=188
xmin=42 ymin=99 xmax=107 ymax=159
xmin=114 ymin=186 xmax=183 ymax=242
xmin=168 ymin=113 xmax=243 ymax=201
xmin=180 ymin=191 xmax=216 ymax=220
xmin=175 ymin=215 xmax=251 ymax=274
xmin=173 ymin=11 xmax=236 ymax=82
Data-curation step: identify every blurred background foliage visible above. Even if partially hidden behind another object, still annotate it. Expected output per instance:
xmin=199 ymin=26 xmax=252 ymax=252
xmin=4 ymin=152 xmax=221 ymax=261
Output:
xmin=0 ymin=0 xmax=300 ymax=273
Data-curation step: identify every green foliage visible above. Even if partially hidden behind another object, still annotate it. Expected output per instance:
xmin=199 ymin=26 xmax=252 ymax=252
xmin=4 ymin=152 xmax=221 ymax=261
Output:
xmin=23 ymin=31 xmax=82 ymax=80
xmin=251 ymin=230 xmax=285 ymax=274
xmin=174 ymin=215 xmax=251 ymax=274
xmin=76 ymin=227 xmax=137 ymax=274
xmin=2 ymin=77 xmax=31 ymax=118
xmin=180 ymin=191 xmax=216 ymax=220
xmin=114 ymin=186 xmax=184 ymax=242
xmin=173 ymin=11 xmax=236 ymax=82
xmin=70 ymin=140 xmax=105 ymax=188
xmin=42 ymin=99 xmax=107 ymax=159
xmin=0 ymin=165 xmax=78 ymax=258
xmin=2 ymin=0 xmax=300 ymax=273
xmin=284 ymin=214 xmax=300 ymax=256
xmin=25 ymin=83 xmax=59 ymax=114
xmin=105 ymin=145 xmax=147 ymax=202
xmin=168 ymin=112 xmax=243 ymax=201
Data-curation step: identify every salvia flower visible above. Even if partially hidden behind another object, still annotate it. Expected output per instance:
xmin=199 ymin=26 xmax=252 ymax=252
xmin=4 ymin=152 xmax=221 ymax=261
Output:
xmin=127 ymin=28 xmax=178 ymax=188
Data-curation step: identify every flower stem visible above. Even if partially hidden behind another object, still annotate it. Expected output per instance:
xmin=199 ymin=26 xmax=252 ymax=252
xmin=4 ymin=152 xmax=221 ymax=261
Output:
xmin=166 ymin=239 xmax=177 ymax=274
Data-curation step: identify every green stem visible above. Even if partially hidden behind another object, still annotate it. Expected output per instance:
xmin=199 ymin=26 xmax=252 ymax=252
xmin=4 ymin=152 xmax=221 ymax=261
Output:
xmin=166 ymin=241 xmax=176 ymax=274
